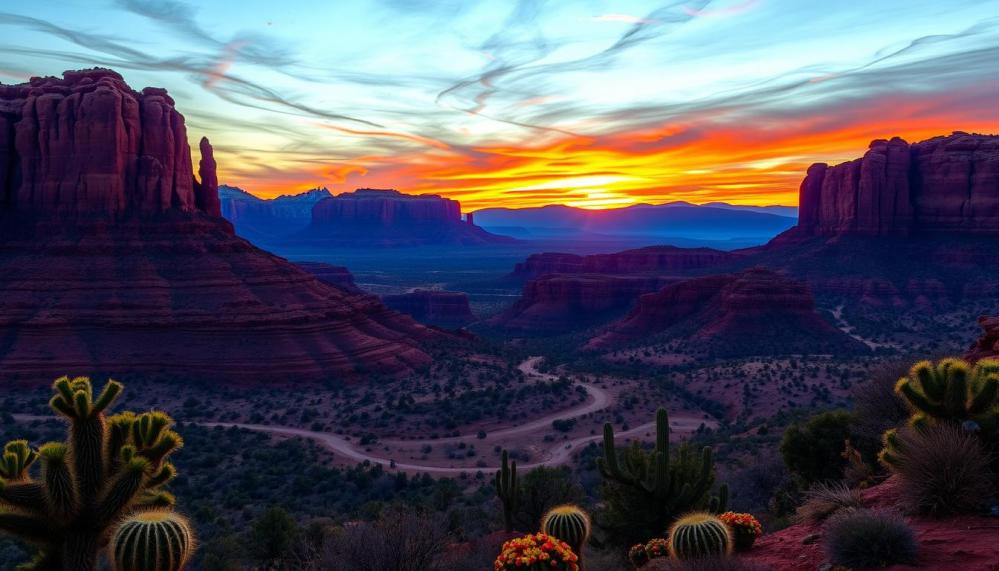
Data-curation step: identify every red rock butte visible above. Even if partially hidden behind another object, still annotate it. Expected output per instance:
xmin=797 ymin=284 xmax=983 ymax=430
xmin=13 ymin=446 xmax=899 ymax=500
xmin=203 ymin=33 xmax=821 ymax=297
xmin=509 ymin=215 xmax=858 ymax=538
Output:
xmin=304 ymin=188 xmax=517 ymax=246
xmin=587 ymin=267 xmax=864 ymax=354
xmin=0 ymin=69 xmax=433 ymax=383
xmin=790 ymin=132 xmax=999 ymax=237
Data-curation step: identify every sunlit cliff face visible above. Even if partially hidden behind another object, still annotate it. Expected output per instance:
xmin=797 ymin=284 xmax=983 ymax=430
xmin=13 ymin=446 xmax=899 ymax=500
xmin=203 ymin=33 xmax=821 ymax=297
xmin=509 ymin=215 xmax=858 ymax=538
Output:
xmin=3 ymin=1 xmax=999 ymax=209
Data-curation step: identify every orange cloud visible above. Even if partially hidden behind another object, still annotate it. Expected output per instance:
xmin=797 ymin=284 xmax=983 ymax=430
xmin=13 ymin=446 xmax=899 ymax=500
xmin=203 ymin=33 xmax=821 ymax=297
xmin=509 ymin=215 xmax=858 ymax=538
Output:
xmin=221 ymin=89 xmax=999 ymax=211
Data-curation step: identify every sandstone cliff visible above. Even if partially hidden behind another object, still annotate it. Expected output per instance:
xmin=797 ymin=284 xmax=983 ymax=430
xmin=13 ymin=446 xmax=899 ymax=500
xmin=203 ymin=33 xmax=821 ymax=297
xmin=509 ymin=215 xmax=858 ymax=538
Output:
xmin=304 ymin=188 xmax=516 ymax=246
xmin=791 ymin=133 xmax=999 ymax=237
xmin=587 ymin=268 xmax=863 ymax=354
xmin=382 ymin=290 xmax=475 ymax=327
xmin=488 ymin=274 xmax=676 ymax=334
xmin=0 ymin=69 xmax=433 ymax=382
xmin=512 ymin=246 xmax=742 ymax=279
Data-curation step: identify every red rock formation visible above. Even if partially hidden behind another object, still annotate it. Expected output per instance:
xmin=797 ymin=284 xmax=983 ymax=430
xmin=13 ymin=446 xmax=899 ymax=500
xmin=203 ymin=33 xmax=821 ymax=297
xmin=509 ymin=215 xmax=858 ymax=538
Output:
xmin=0 ymin=69 xmax=433 ymax=382
xmin=488 ymin=275 xmax=675 ymax=334
xmin=306 ymin=189 xmax=516 ymax=246
xmin=294 ymin=261 xmax=360 ymax=293
xmin=382 ymin=290 xmax=475 ymax=326
xmin=588 ymin=268 xmax=862 ymax=354
xmin=0 ymin=70 xmax=208 ymax=218
xmin=512 ymin=246 xmax=742 ymax=278
xmin=966 ymin=315 xmax=999 ymax=362
xmin=790 ymin=133 xmax=999 ymax=238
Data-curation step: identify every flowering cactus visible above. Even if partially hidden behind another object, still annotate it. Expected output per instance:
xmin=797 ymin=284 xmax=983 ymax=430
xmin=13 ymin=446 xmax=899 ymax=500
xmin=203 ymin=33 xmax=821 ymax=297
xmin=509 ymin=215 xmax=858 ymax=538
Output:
xmin=494 ymin=532 xmax=580 ymax=571
xmin=628 ymin=543 xmax=650 ymax=568
xmin=644 ymin=537 xmax=670 ymax=560
xmin=719 ymin=512 xmax=763 ymax=552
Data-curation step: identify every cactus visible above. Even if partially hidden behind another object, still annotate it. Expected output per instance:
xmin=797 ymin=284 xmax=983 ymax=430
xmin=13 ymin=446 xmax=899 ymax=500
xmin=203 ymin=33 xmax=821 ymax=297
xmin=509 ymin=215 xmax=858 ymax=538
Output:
xmin=541 ymin=504 xmax=591 ymax=563
xmin=110 ymin=510 xmax=195 ymax=571
xmin=495 ymin=449 xmax=519 ymax=532
xmin=0 ymin=376 xmax=187 ymax=570
xmin=883 ymin=358 xmax=999 ymax=466
xmin=895 ymin=358 xmax=999 ymax=433
xmin=597 ymin=408 xmax=728 ymax=536
xmin=667 ymin=512 xmax=733 ymax=560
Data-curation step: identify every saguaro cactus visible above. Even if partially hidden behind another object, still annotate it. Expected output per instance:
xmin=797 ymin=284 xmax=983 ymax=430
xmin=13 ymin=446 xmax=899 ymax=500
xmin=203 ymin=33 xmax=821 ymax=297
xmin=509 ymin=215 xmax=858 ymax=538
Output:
xmin=110 ymin=510 xmax=195 ymax=571
xmin=597 ymin=408 xmax=728 ymax=519
xmin=495 ymin=450 xmax=519 ymax=532
xmin=0 ymin=376 xmax=188 ymax=570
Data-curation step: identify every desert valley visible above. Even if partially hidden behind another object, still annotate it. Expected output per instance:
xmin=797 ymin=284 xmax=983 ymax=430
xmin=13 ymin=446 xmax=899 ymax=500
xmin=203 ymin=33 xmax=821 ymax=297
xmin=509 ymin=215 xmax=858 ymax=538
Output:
xmin=2 ymin=2 xmax=999 ymax=570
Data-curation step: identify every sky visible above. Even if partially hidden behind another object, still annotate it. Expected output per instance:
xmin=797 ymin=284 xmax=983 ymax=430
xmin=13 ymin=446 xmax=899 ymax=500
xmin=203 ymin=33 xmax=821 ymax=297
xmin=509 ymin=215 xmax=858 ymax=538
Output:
xmin=2 ymin=1 xmax=999 ymax=210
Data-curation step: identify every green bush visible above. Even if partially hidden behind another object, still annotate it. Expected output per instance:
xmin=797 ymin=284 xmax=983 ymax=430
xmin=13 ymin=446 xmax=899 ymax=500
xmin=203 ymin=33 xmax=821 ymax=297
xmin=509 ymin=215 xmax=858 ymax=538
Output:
xmin=780 ymin=410 xmax=854 ymax=484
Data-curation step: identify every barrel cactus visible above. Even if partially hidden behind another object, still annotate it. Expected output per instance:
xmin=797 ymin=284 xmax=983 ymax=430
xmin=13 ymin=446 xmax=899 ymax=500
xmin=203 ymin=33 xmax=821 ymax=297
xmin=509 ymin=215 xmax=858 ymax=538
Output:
xmin=0 ymin=376 xmax=187 ymax=570
xmin=541 ymin=504 xmax=591 ymax=561
xmin=110 ymin=510 xmax=195 ymax=571
xmin=667 ymin=512 xmax=733 ymax=560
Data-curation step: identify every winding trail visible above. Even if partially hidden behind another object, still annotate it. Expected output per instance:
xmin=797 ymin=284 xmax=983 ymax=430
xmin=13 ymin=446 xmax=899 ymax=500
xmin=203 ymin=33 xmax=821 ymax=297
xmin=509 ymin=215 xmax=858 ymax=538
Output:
xmin=830 ymin=304 xmax=898 ymax=349
xmin=203 ymin=356 xmax=711 ymax=475
xmin=12 ymin=357 xmax=712 ymax=475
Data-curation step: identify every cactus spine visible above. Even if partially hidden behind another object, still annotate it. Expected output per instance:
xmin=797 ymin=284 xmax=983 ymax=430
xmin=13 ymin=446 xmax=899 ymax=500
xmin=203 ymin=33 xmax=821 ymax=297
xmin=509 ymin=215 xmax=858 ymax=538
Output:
xmin=597 ymin=408 xmax=728 ymax=520
xmin=541 ymin=504 xmax=591 ymax=563
xmin=0 ymin=376 xmax=187 ymax=570
xmin=110 ymin=510 xmax=195 ymax=571
xmin=495 ymin=449 xmax=519 ymax=532
xmin=667 ymin=512 xmax=733 ymax=560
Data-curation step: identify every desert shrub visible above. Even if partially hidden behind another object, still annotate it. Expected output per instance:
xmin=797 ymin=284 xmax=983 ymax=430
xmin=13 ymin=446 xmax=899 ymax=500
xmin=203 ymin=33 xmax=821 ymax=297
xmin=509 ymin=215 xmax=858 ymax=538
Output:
xmin=248 ymin=507 xmax=300 ymax=567
xmin=516 ymin=466 xmax=585 ymax=530
xmin=644 ymin=557 xmax=774 ymax=570
xmin=794 ymin=482 xmax=863 ymax=525
xmin=850 ymin=361 xmax=911 ymax=465
xmin=824 ymin=509 xmax=918 ymax=569
xmin=780 ymin=410 xmax=854 ymax=484
xmin=318 ymin=508 xmax=454 ymax=570
xmin=887 ymin=424 xmax=993 ymax=516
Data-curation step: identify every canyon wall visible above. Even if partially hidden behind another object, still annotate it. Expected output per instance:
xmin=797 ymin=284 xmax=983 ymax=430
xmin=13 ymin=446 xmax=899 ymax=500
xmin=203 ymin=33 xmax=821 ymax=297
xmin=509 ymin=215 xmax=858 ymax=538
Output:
xmin=794 ymin=133 xmax=999 ymax=237
xmin=0 ymin=69 xmax=433 ymax=382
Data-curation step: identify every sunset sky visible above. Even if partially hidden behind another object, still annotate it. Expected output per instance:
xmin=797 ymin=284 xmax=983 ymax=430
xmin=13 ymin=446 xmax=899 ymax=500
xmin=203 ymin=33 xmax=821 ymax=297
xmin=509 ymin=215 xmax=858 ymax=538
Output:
xmin=3 ymin=1 xmax=999 ymax=210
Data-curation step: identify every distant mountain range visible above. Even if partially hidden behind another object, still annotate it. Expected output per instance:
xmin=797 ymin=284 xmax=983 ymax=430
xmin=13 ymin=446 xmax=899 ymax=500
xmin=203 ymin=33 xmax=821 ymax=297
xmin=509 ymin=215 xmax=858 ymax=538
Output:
xmin=471 ymin=202 xmax=798 ymax=242
xmin=219 ymin=185 xmax=332 ymax=240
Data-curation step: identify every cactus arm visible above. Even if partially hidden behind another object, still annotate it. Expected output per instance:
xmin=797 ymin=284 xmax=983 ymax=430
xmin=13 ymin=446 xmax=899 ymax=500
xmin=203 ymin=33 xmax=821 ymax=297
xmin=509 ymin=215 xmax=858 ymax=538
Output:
xmin=0 ymin=480 xmax=46 ymax=513
xmin=709 ymin=484 xmax=729 ymax=513
xmin=145 ymin=463 xmax=177 ymax=489
xmin=91 ymin=380 xmax=122 ymax=414
xmin=895 ymin=378 xmax=945 ymax=416
xmin=943 ymin=366 xmax=970 ymax=417
xmin=495 ymin=450 xmax=518 ymax=532
xmin=655 ymin=408 xmax=670 ymax=457
xmin=600 ymin=423 xmax=621 ymax=478
xmin=39 ymin=444 xmax=79 ymax=521
xmin=969 ymin=376 xmax=999 ymax=415
xmin=138 ymin=431 xmax=182 ymax=468
xmin=97 ymin=457 xmax=149 ymax=526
